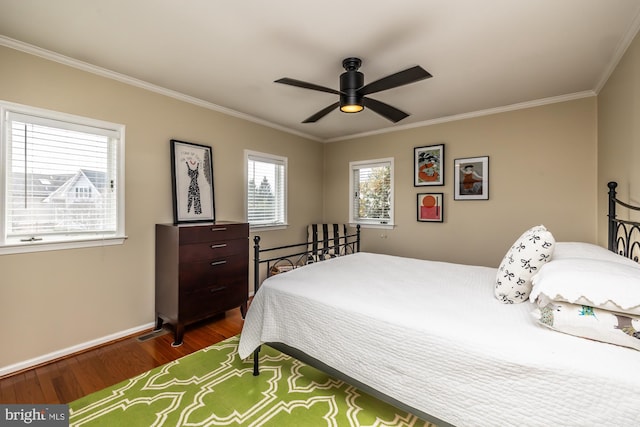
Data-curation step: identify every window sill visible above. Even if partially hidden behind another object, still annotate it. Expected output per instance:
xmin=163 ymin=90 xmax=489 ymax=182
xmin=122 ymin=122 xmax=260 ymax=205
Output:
xmin=249 ymin=224 xmax=289 ymax=232
xmin=349 ymin=223 xmax=395 ymax=230
xmin=0 ymin=236 xmax=127 ymax=255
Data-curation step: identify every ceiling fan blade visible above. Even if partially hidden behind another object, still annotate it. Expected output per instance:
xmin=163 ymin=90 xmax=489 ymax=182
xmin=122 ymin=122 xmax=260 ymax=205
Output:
xmin=359 ymin=66 xmax=432 ymax=96
xmin=275 ymin=78 xmax=341 ymax=95
xmin=302 ymin=102 xmax=340 ymax=123
xmin=362 ymin=97 xmax=409 ymax=123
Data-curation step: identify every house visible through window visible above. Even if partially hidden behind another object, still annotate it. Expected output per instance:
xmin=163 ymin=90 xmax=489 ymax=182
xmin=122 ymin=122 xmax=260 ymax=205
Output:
xmin=349 ymin=158 xmax=394 ymax=227
xmin=245 ymin=150 xmax=287 ymax=228
xmin=0 ymin=101 xmax=125 ymax=253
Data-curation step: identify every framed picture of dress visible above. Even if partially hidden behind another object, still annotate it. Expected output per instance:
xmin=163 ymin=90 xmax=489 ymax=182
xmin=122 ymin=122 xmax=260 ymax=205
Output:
xmin=414 ymin=144 xmax=444 ymax=186
xmin=170 ymin=139 xmax=216 ymax=224
xmin=454 ymin=156 xmax=489 ymax=200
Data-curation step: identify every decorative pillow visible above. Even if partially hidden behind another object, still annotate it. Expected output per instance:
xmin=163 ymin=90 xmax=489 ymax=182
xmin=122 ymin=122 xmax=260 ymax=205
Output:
xmin=532 ymin=297 xmax=640 ymax=351
xmin=530 ymin=258 xmax=640 ymax=316
xmin=494 ymin=225 xmax=555 ymax=304
xmin=552 ymin=242 xmax=639 ymax=267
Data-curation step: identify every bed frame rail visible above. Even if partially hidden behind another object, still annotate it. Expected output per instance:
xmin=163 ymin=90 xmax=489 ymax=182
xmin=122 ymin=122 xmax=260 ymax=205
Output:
xmin=608 ymin=181 xmax=640 ymax=262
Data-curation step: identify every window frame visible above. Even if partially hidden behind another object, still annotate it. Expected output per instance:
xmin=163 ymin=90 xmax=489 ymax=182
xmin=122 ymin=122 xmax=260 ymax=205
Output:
xmin=349 ymin=157 xmax=395 ymax=229
xmin=244 ymin=149 xmax=288 ymax=231
xmin=0 ymin=101 xmax=126 ymax=255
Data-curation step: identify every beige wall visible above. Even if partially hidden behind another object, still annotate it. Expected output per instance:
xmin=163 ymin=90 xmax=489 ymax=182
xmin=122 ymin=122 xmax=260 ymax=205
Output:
xmin=0 ymin=42 xmax=605 ymax=373
xmin=597 ymin=30 xmax=640 ymax=244
xmin=324 ymin=98 xmax=598 ymax=267
xmin=0 ymin=46 xmax=323 ymax=371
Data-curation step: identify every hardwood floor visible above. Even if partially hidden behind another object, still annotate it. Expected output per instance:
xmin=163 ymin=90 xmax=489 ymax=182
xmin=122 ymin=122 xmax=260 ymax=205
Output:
xmin=0 ymin=309 xmax=244 ymax=404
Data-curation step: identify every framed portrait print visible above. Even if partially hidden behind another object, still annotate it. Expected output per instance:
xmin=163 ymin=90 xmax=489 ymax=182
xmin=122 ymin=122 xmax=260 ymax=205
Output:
xmin=454 ymin=156 xmax=489 ymax=200
xmin=414 ymin=144 xmax=444 ymax=186
xmin=417 ymin=193 xmax=444 ymax=222
xmin=170 ymin=139 xmax=216 ymax=224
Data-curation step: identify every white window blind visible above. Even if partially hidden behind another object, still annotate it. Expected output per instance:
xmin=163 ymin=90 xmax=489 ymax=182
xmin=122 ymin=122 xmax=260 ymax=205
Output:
xmin=1 ymin=102 xmax=125 ymax=252
xmin=246 ymin=151 xmax=287 ymax=227
xmin=349 ymin=158 xmax=394 ymax=226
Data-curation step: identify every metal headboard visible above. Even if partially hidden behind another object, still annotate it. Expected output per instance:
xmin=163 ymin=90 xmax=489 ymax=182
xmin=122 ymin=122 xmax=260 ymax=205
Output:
xmin=252 ymin=225 xmax=361 ymax=295
xmin=607 ymin=181 xmax=640 ymax=262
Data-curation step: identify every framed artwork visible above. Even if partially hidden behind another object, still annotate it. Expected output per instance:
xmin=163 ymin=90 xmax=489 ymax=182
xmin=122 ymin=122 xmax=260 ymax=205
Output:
xmin=170 ymin=139 xmax=216 ymax=224
xmin=414 ymin=144 xmax=444 ymax=186
xmin=454 ymin=156 xmax=489 ymax=200
xmin=417 ymin=193 xmax=444 ymax=222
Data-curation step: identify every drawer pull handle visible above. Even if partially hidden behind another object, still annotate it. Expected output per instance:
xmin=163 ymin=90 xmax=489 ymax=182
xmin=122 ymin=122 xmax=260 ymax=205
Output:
xmin=210 ymin=286 xmax=226 ymax=293
xmin=211 ymin=227 xmax=227 ymax=232
xmin=210 ymin=260 xmax=227 ymax=266
xmin=210 ymin=243 xmax=227 ymax=249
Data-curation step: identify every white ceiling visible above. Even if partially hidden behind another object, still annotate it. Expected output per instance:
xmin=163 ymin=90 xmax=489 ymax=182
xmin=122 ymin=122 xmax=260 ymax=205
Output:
xmin=2 ymin=0 xmax=640 ymax=142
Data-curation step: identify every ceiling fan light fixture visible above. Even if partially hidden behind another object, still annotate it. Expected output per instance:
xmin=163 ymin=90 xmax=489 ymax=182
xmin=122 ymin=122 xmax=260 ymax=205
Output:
xmin=340 ymin=103 xmax=364 ymax=113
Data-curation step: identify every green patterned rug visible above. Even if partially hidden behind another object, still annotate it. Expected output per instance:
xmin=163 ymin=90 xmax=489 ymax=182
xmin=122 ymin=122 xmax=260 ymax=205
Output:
xmin=69 ymin=335 xmax=434 ymax=426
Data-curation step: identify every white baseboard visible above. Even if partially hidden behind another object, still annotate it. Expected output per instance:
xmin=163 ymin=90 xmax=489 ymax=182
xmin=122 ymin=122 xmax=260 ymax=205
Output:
xmin=0 ymin=322 xmax=156 ymax=378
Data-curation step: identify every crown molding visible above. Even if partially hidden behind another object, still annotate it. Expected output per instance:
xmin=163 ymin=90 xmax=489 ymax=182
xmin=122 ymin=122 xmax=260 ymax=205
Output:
xmin=325 ymin=90 xmax=596 ymax=143
xmin=0 ymin=36 xmax=322 ymax=142
xmin=594 ymin=7 xmax=640 ymax=94
xmin=0 ymin=35 xmax=608 ymax=144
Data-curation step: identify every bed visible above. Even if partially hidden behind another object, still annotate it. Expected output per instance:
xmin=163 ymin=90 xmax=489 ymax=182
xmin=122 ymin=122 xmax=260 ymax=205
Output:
xmin=238 ymin=182 xmax=640 ymax=427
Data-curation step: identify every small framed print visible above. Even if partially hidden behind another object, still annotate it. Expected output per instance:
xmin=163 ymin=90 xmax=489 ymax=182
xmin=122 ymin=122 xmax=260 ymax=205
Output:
xmin=414 ymin=144 xmax=444 ymax=186
xmin=170 ymin=139 xmax=216 ymax=224
xmin=454 ymin=156 xmax=489 ymax=200
xmin=417 ymin=193 xmax=444 ymax=222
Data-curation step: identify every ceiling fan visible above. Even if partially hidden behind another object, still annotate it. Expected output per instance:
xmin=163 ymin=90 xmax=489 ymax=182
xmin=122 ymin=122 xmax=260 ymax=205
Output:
xmin=275 ymin=57 xmax=432 ymax=123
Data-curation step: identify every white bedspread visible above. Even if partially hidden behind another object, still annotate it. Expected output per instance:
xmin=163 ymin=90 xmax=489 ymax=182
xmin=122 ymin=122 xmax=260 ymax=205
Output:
xmin=238 ymin=252 xmax=640 ymax=427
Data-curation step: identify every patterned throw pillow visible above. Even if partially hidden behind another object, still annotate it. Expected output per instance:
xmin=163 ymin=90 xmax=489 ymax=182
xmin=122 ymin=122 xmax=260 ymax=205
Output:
xmin=532 ymin=298 xmax=640 ymax=351
xmin=494 ymin=225 xmax=555 ymax=304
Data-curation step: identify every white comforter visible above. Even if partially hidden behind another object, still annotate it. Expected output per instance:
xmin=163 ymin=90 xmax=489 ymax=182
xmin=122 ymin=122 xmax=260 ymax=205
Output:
xmin=238 ymin=252 xmax=640 ymax=427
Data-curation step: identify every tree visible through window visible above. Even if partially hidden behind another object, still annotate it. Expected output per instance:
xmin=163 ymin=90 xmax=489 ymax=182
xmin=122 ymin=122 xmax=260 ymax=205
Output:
xmin=246 ymin=151 xmax=287 ymax=227
xmin=349 ymin=158 xmax=394 ymax=226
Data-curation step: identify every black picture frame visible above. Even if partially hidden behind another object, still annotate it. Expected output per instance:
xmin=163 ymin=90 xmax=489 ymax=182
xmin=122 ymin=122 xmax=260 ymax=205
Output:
xmin=454 ymin=156 xmax=489 ymax=200
xmin=414 ymin=144 xmax=444 ymax=186
xmin=170 ymin=139 xmax=215 ymax=224
xmin=417 ymin=193 xmax=444 ymax=222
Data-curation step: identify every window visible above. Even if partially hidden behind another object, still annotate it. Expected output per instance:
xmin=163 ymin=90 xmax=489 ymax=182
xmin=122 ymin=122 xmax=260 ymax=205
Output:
xmin=245 ymin=150 xmax=287 ymax=229
xmin=0 ymin=101 xmax=125 ymax=254
xmin=349 ymin=158 xmax=394 ymax=227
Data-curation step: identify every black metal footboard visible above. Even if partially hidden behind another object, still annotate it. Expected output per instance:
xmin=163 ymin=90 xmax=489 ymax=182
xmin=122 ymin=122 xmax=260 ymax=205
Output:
xmin=251 ymin=225 xmax=360 ymax=376
xmin=608 ymin=181 xmax=640 ymax=262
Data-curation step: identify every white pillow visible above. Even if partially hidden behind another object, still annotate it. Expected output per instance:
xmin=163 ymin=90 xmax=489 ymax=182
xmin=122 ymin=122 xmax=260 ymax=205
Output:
xmin=530 ymin=258 xmax=640 ymax=316
xmin=532 ymin=296 xmax=640 ymax=351
xmin=494 ymin=225 xmax=555 ymax=304
xmin=553 ymin=242 xmax=639 ymax=267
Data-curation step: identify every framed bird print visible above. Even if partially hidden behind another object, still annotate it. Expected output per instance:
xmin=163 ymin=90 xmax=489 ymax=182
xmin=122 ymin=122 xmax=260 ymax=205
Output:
xmin=414 ymin=144 xmax=444 ymax=186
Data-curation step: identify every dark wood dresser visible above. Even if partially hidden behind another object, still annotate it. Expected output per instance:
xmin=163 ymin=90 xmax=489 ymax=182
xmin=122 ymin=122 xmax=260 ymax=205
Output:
xmin=155 ymin=221 xmax=249 ymax=346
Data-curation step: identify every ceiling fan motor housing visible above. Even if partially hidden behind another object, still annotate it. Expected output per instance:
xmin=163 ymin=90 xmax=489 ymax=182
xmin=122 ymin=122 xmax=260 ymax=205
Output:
xmin=340 ymin=69 xmax=364 ymax=111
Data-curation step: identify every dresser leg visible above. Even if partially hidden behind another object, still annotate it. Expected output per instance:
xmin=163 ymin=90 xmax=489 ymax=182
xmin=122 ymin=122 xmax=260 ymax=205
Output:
xmin=153 ymin=316 xmax=164 ymax=332
xmin=172 ymin=323 xmax=184 ymax=347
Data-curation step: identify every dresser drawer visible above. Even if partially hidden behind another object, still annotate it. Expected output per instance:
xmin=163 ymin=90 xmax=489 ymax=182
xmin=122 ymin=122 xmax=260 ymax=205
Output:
xmin=179 ymin=253 xmax=248 ymax=293
xmin=179 ymin=223 xmax=248 ymax=244
xmin=180 ymin=282 xmax=247 ymax=322
xmin=179 ymin=238 xmax=247 ymax=262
